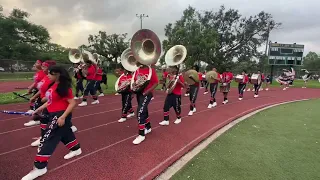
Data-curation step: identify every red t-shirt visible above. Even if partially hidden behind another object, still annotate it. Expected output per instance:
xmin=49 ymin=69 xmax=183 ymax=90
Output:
xmin=261 ymin=74 xmax=265 ymax=80
xmin=133 ymin=67 xmax=158 ymax=94
xmin=86 ymin=65 xmax=96 ymax=80
xmin=94 ymin=68 xmax=103 ymax=81
xmin=76 ymin=71 xmax=82 ymax=79
xmin=221 ymin=72 xmax=233 ymax=83
xmin=240 ymin=75 xmax=249 ymax=84
xmin=33 ymin=70 xmax=46 ymax=88
xmin=170 ymin=74 xmax=184 ymax=95
xmin=45 ymin=83 xmax=74 ymax=113
xmin=37 ymin=75 xmax=53 ymax=98
xmin=162 ymin=72 xmax=168 ymax=79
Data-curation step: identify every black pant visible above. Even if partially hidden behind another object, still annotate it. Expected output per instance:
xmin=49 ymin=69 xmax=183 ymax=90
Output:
xmin=94 ymin=81 xmax=103 ymax=94
xmin=163 ymin=94 xmax=181 ymax=121
xmin=136 ymin=93 xmax=153 ymax=136
xmin=32 ymin=97 xmax=43 ymax=121
xmin=254 ymin=83 xmax=262 ymax=95
xmin=209 ymin=83 xmax=218 ymax=104
xmin=238 ymin=83 xmax=246 ymax=97
xmin=121 ymin=93 xmax=134 ymax=118
xmin=35 ymin=111 xmax=80 ymax=169
xmin=189 ymin=85 xmax=199 ymax=111
xmin=40 ymin=108 xmax=50 ymax=137
xmin=30 ymin=88 xmax=39 ymax=110
xmin=161 ymin=80 xmax=167 ymax=90
xmin=75 ymin=79 xmax=84 ymax=97
xmin=185 ymin=86 xmax=190 ymax=94
xmin=83 ymin=80 xmax=97 ymax=101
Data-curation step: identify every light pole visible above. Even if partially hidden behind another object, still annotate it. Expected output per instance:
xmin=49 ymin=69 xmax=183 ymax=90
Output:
xmin=136 ymin=14 xmax=149 ymax=29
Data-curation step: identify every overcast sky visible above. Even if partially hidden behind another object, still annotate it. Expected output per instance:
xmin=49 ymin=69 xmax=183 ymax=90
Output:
xmin=1 ymin=0 xmax=319 ymax=54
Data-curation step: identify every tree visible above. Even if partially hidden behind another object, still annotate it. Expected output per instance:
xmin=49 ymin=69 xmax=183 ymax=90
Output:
xmin=87 ymin=31 xmax=129 ymax=64
xmin=303 ymin=51 xmax=320 ymax=70
xmin=0 ymin=7 xmax=50 ymax=61
xmin=163 ymin=5 xmax=281 ymax=72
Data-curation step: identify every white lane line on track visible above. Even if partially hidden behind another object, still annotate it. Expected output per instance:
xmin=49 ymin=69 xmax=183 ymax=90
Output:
xmin=47 ymin=96 xmax=275 ymax=173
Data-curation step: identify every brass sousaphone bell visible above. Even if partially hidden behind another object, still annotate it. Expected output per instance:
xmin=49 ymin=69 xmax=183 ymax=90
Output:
xmin=165 ymin=45 xmax=187 ymax=94
xmin=205 ymin=71 xmax=219 ymax=83
xmin=130 ymin=29 xmax=161 ymax=93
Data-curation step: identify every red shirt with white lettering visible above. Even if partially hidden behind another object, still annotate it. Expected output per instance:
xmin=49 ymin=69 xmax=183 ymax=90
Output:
xmin=239 ymin=75 xmax=249 ymax=84
xmin=261 ymin=74 xmax=265 ymax=81
xmin=86 ymin=65 xmax=96 ymax=80
xmin=133 ymin=67 xmax=158 ymax=94
xmin=33 ymin=70 xmax=46 ymax=88
xmin=221 ymin=72 xmax=233 ymax=83
xmin=94 ymin=68 xmax=103 ymax=81
xmin=37 ymin=75 xmax=53 ymax=98
xmin=45 ymin=83 xmax=74 ymax=113
xmin=170 ymin=74 xmax=184 ymax=95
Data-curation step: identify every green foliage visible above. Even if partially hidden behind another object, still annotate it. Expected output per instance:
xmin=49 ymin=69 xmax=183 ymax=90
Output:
xmin=163 ymin=5 xmax=281 ymax=72
xmin=303 ymin=52 xmax=320 ymax=70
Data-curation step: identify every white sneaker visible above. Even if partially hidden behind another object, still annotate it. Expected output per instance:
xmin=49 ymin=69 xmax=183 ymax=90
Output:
xmin=31 ymin=138 xmax=41 ymax=147
xmin=21 ymin=167 xmax=47 ymax=180
xmin=239 ymin=98 xmax=243 ymax=100
xmin=193 ymin=108 xmax=196 ymax=112
xmin=212 ymin=102 xmax=217 ymax=107
xmin=207 ymin=104 xmax=212 ymax=109
xmin=222 ymin=100 xmax=228 ymax=104
xmin=64 ymin=148 xmax=82 ymax=160
xmin=151 ymin=97 xmax=154 ymax=100
xmin=283 ymin=88 xmax=286 ymax=90
xmin=24 ymin=120 xmax=40 ymax=127
xmin=71 ymin=126 xmax=77 ymax=132
xmin=26 ymin=110 xmax=34 ymax=114
xmin=203 ymin=91 xmax=208 ymax=95
xmin=118 ymin=118 xmax=127 ymax=123
xmin=184 ymin=94 xmax=189 ymax=97
xmin=159 ymin=121 xmax=169 ymax=126
xmin=145 ymin=128 xmax=152 ymax=135
xmin=78 ymin=101 xmax=87 ymax=107
xmin=80 ymin=95 xmax=83 ymax=99
xmin=133 ymin=135 xmax=145 ymax=145
xmin=98 ymin=93 xmax=104 ymax=97
xmin=91 ymin=100 xmax=99 ymax=105
xmin=254 ymin=95 xmax=259 ymax=98
xmin=265 ymin=88 xmax=269 ymax=91
xmin=174 ymin=118 xmax=181 ymax=124
xmin=247 ymin=89 xmax=251 ymax=91
xmin=74 ymin=97 xmax=79 ymax=100
xmin=188 ymin=111 xmax=193 ymax=116
xmin=115 ymin=93 xmax=120 ymax=96
xmin=127 ymin=112 xmax=135 ymax=118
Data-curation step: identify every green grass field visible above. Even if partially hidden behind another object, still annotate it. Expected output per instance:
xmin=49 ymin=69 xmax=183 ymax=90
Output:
xmin=0 ymin=72 xmax=34 ymax=81
xmin=172 ymin=99 xmax=320 ymax=180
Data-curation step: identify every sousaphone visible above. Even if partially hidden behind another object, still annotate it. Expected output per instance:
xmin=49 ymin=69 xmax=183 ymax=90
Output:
xmin=114 ymin=48 xmax=138 ymax=93
xmin=130 ymin=29 xmax=161 ymax=93
xmin=205 ymin=71 xmax=219 ymax=83
xmin=165 ymin=45 xmax=187 ymax=94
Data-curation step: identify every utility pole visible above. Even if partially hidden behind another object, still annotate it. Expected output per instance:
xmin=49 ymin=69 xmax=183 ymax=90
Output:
xmin=136 ymin=14 xmax=149 ymax=29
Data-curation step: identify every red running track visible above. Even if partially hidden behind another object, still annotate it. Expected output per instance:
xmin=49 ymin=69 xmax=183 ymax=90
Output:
xmin=0 ymin=88 xmax=319 ymax=180
xmin=0 ymin=81 xmax=32 ymax=93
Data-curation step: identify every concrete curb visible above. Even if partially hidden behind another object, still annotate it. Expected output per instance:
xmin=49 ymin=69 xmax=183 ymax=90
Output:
xmin=155 ymin=98 xmax=311 ymax=180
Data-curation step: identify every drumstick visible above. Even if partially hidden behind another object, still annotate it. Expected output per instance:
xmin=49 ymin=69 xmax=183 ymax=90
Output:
xmin=12 ymin=92 xmax=30 ymax=101
xmin=1 ymin=110 xmax=32 ymax=116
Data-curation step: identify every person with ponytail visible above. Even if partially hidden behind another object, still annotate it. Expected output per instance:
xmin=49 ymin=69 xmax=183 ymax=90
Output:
xmin=22 ymin=66 xmax=82 ymax=180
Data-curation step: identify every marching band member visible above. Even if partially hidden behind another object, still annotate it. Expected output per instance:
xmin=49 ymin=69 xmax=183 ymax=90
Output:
xmin=24 ymin=60 xmax=46 ymax=126
xmin=73 ymin=63 xmax=84 ymax=99
xmin=117 ymin=69 xmax=135 ymax=123
xmin=238 ymin=70 xmax=249 ymax=100
xmin=132 ymin=62 xmax=159 ymax=145
xmin=161 ymin=69 xmax=169 ymax=91
xmin=94 ymin=64 xmax=105 ymax=97
xmin=188 ymin=65 xmax=201 ymax=116
xmin=253 ymin=70 xmax=263 ymax=98
xmin=246 ymin=73 xmax=253 ymax=91
xmin=159 ymin=66 xmax=185 ymax=125
xmin=221 ymin=70 xmax=233 ymax=104
xmin=265 ymin=74 xmax=271 ymax=91
xmin=202 ymin=71 xmax=209 ymax=94
xmin=301 ymin=69 xmax=311 ymax=88
xmin=207 ymin=68 xmax=220 ymax=108
xmin=78 ymin=60 xmax=99 ymax=106
xmin=22 ymin=66 xmax=81 ymax=180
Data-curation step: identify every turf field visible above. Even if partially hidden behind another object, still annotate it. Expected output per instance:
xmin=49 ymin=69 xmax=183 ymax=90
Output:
xmin=172 ymin=99 xmax=320 ymax=180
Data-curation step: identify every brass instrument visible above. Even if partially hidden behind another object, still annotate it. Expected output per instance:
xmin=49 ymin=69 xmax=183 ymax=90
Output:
xmin=114 ymin=48 xmax=138 ymax=93
xmin=235 ymin=74 xmax=245 ymax=83
xmin=69 ymin=49 xmax=96 ymax=77
xmin=130 ymin=29 xmax=162 ymax=93
xmin=205 ymin=71 xmax=219 ymax=83
xmin=165 ymin=45 xmax=187 ymax=94
xmin=250 ymin=73 xmax=262 ymax=84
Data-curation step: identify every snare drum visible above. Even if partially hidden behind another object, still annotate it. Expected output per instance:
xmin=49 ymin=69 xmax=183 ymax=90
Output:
xmin=235 ymin=74 xmax=244 ymax=83
xmin=251 ymin=73 xmax=261 ymax=84
xmin=219 ymin=83 xmax=230 ymax=92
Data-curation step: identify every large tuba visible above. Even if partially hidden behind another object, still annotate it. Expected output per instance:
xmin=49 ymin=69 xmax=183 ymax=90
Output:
xmin=114 ymin=48 xmax=138 ymax=93
xmin=130 ymin=29 xmax=161 ymax=93
xmin=165 ymin=45 xmax=187 ymax=94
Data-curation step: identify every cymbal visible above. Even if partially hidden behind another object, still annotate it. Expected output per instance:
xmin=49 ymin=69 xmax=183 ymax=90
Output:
xmin=184 ymin=69 xmax=199 ymax=85
xmin=205 ymin=71 xmax=219 ymax=83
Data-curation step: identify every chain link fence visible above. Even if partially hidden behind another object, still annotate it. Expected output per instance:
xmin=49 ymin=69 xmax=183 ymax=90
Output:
xmin=0 ymin=59 xmax=72 ymax=72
